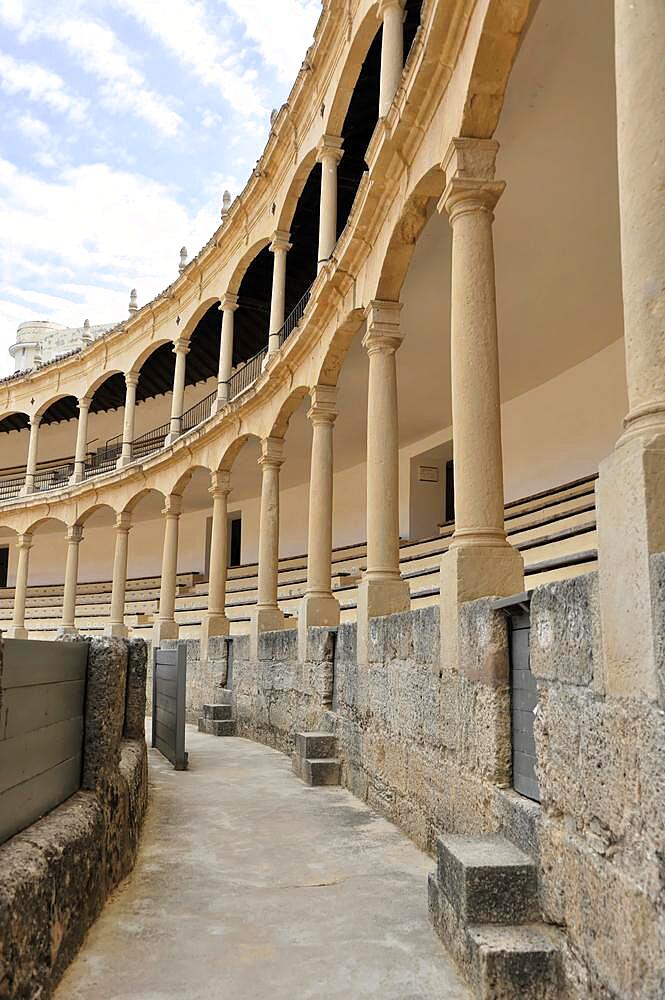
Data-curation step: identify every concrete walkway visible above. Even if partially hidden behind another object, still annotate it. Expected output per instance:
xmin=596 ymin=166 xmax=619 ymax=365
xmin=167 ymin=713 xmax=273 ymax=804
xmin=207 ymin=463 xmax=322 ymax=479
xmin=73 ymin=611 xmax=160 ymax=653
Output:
xmin=56 ymin=727 xmax=469 ymax=1000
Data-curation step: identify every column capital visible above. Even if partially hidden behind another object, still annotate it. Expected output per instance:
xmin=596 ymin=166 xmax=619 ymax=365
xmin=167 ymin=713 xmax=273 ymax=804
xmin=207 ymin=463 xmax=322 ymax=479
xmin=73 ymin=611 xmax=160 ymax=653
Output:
xmin=162 ymin=494 xmax=183 ymax=517
xmin=66 ymin=524 xmax=84 ymax=544
xmin=173 ymin=340 xmax=190 ymax=356
xmin=125 ymin=371 xmax=140 ymax=389
xmin=378 ymin=0 xmax=405 ymax=16
xmin=78 ymin=396 xmax=92 ymax=411
xmin=259 ymin=436 xmax=284 ymax=468
xmin=219 ymin=292 xmax=239 ymax=312
xmin=17 ymin=532 xmax=33 ymax=550
xmin=30 ymin=414 xmax=41 ymax=428
xmin=270 ymin=230 xmax=292 ymax=254
xmin=439 ymin=137 xmax=505 ymax=220
xmin=363 ymin=300 xmax=403 ymax=355
xmin=316 ymin=134 xmax=344 ymax=165
xmin=308 ymin=385 xmax=338 ymax=424
xmin=115 ymin=511 xmax=132 ymax=532
xmin=210 ymin=469 xmax=232 ymax=497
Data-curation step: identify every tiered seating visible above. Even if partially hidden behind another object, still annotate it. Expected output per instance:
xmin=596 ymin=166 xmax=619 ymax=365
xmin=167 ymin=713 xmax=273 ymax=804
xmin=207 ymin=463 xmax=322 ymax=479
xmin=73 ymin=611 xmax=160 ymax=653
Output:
xmin=0 ymin=474 xmax=598 ymax=640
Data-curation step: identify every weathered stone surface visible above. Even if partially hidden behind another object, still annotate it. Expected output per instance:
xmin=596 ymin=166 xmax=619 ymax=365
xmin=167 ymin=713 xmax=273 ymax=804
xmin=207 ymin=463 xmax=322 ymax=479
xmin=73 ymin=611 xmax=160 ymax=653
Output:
xmin=530 ymin=572 xmax=600 ymax=687
xmin=124 ymin=638 xmax=147 ymax=739
xmin=82 ymin=637 xmax=127 ymax=791
xmin=436 ymin=835 xmax=538 ymax=925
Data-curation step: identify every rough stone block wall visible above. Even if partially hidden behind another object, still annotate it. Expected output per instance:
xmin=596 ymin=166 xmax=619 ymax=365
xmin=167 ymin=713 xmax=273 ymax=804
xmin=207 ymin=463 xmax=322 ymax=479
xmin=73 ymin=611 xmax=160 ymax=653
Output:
xmin=0 ymin=637 xmax=149 ymax=1000
xmin=173 ymin=574 xmax=665 ymax=999
xmin=146 ymin=636 xmax=229 ymax=724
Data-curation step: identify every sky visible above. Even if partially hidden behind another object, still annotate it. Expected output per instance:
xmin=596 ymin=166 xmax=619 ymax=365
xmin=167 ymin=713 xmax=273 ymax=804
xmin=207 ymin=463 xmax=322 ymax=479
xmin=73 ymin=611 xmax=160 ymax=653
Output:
xmin=0 ymin=0 xmax=321 ymax=375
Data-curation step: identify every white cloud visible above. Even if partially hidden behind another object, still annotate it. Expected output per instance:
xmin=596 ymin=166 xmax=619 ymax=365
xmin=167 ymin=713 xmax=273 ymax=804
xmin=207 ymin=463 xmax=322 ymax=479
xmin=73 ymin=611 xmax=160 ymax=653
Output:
xmin=16 ymin=112 xmax=49 ymax=141
xmin=112 ymin=0 xmax=268 ymax=118
xmin=223 ymin=0 xmax=320 ymax=83
xmin=0 ymin=50 xmax=87 ymax=120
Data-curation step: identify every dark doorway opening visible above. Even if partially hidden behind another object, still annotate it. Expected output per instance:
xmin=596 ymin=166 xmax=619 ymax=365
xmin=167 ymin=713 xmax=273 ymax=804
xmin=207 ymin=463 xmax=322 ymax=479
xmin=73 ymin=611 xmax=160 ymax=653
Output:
xmin=0 ymin=547 xmax=8 ymax=589
xmin=229 ymin=515 xmax=242 ymax=568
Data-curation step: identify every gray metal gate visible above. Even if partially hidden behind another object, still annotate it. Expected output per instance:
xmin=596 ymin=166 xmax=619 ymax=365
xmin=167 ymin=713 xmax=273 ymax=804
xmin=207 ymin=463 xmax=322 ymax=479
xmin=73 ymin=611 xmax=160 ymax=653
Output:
xmin=506 ymin=601 xmax=540 ymax=802
xmin=152 ymin=644 xmax=188 ymax=771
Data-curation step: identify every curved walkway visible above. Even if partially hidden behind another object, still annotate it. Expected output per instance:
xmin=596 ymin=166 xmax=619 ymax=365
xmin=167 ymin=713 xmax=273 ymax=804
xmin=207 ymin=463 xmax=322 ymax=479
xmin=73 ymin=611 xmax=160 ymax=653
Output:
xmin=56 ymin=726 xmax=469 ymax=1000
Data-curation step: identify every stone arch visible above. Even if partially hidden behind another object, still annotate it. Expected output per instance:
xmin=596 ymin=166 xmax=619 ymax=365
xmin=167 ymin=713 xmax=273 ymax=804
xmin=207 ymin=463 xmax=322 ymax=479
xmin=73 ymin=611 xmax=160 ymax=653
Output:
xmin=24 ymin=513 xmax=68 ymax=536
xmin=74 ymin=501 xmax=118 ymax=527
xmin=218 ymin=433 xmax=261 ymax=473
xmin=121 ymin=486 xmax=166 ymax=515
xmin=82 ymin=368 xmax=126 ymax=402
xmin=167 ymin=462 xmax=213 ymax=499
xmin=315 ymin=309 xmax=366 ymax=389
xmin=325 ymin=3 xmax=381 ymax=136
xmin=33 ymin=391 xmax=78 ymax=422
xmin=226 ymin=237 xmax=272 ymax=297
xmin=127 ymin=337 xmax=175 ymax=379
xmin=459 ymin=0 xmax=535 ymax=140
xmin=275 ymin=145 xmax=319 ymax=234
xmin=268 ymin=386 xmax=310 ymax=440
xmin=0 ymin=408 xmax=30 ymax=435
xmin=177 ymin=297 xmax=221 ymax=346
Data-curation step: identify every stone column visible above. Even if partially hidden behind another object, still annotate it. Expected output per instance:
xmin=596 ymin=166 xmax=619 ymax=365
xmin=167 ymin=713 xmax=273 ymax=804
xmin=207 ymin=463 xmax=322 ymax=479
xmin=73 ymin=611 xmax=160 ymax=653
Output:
xmin=8 ymin=532 xmax=32 ymax=638
xmin=22 ymin=416 xmax=41 ymax=495
xmin=251 ymin=437 xmax=289 ymax=653
xmin=299 ymin=386 xmax=340 ymax=645
xmin=118 ymin=373 xmax=139 ymax=467
xmin=61 ymin=524 xmax=83 ymax=634
xmin=71 ymin=397 xmax=91 ymax=483
xmin=107 ymin=512 xmax=131 ymax=638
xmin=212 ymin=294 xmax=239 ymax=414
xmin=201 ymin=470 xmax=231 ymax=648
xmin=438 ymin=138 xmax=523 ymax=666
xmin=153 ymin=495 xmax=182 ymax=644
xmin=356 ymin=301 xmax=410 ymax=662
xmin=596 ymin=1 xmax=665 ymax=702
xmin=378 ymin=0 xmax=405 ymax=118
xmin=317 ymin=135 xmax=344 ymax=270
xmin=268 ymin=231 xmax=292 ymax=355
xmin=165 ymin=342 xmax=189 ymax=445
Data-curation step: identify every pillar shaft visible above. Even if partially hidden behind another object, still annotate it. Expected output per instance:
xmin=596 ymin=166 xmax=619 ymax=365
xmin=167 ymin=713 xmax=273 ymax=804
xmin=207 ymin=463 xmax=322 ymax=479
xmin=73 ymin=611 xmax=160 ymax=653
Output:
xmin=214 ymin=295 xmax=238 ymax=411
xmin=167 ymin=344 xmax=189 ymax=442
xmin=317 ymin=136 xmax=344 ymax=269
xmin=62 ymin=525 xmax=83 ymax=632
xmin=201 ymin=471 xmax=232 ymax=647
xmin=72 ymin=398 xmax=91 ymax=483
xmin=306 ymin=388 xmax=337 ymax=597
xmin=595 ymin=3 xmax=665 ymax=703
xmin=257 ymin=439 xmax=284 ymax=610
xmin=364 ymin=302 xmax=403 ymax=579
xmin=119 ymin=373 xmax=139 ymax=466
xmin=108 ymin=514 xmax=131 ymax=637
xmin=10 ymin=533 xmax=32 ymax=638
xmin=23 ymin=417 xmax=40 ymax=494
xmin=379 ymin=0 xmax=405 ymax=117
xmin=614 ymin=0 xmax=665 ymax=437
xmin=268 ymin=231 xmax=292 ymax=354
xmin=441 ymin=142 xmax=506 ymax=548
xmin=154 ymin=496 xmax=182 ymax=643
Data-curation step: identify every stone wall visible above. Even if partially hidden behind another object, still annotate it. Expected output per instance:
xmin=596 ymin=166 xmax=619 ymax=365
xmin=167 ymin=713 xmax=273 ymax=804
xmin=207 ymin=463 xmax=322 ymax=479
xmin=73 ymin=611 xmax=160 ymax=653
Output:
xmin=0 ymin=638 xmax=149 ymax=1000
xmin=170 ymin=573 xmax=664 ymax=998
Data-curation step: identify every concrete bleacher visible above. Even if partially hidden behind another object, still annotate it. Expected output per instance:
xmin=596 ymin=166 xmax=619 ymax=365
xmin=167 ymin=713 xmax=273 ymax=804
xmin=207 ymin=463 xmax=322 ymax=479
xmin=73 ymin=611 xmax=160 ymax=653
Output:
xmin=0 ymin=473 xmax=598 ymax=640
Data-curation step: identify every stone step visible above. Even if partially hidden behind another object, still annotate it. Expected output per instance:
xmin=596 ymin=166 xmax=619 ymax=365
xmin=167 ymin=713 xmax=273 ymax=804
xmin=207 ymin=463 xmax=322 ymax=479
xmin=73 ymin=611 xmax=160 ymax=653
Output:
xmin=436 ymin=834 xmax=539 ymax=925
xmin=467 ymin=923 xmax=564 ymax=1000
xmin=303 ymin=758 xmax=341 ymax=787
xmin=295 ymin=731 xmax=337 ymax=760
xmin=197 ymin=718 xmax=236 ymax=737
xmin=202 ymin=703 xmax=233 ymax=721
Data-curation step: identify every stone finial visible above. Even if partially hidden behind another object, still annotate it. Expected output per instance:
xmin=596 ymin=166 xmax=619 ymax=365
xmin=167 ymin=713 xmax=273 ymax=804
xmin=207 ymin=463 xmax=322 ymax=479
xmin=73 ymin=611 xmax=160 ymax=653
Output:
xmin=82 ymin=318 xmax=92 ymax=344
xmin=221 ymin=190 xmax=231 ymax=220
xmin=270 ymin=108 xmax=278 ymax=125
xmin=128 ymin=289 xmax=138 ymax=315
xmin=179 ymin=246 xmax=188 ymax=273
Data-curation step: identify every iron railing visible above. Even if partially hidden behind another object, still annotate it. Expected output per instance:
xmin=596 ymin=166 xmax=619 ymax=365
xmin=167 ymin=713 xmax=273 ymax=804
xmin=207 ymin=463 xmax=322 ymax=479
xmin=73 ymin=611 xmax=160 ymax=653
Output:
xmin=0 ymin=476 xmax=24 ymax=501
xmin=278 ymin=284 xmax=312 ymax=348
xmin=180 ymin=389 xmax=216 ymax=435
xmin=225 ymin=346 xmax=267 ymax=399
xmin=33 ymin=461 xmax=75 ymax=493
xmin=131 ymin=422 xmax=169 ymax=461
xmin=84 ymin=441 xmax=123 ymax=478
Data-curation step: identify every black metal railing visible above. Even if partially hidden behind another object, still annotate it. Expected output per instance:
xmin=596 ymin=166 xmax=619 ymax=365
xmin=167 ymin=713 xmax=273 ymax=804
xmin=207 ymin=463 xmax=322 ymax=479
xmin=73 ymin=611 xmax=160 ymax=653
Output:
xmin=180 ymin=389 xmax=216 ymax=435
xmin=225 ymin=346 xmax=267 ymax=399
xmin=0 ymin=476 xmax=24 ymax=501
xmin=278 ymin=283 xmax=312 ymax=348
xmin=131 ymin=422 xmax=169 ymax=461
xmin=33 ymin=461 xmax=75 ymax=493
xmin=84 ymin=441 xmax=123 ymax=478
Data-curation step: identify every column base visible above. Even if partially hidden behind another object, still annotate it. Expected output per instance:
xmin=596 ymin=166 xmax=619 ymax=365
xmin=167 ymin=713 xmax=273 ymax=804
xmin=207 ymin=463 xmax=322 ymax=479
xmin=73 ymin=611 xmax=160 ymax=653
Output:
xmin=356 ymin=574 xmax=411 ymax=665
xmin=153 ymin=619 xmax=179 ymax=645
xmin=69 ymin=469 xmax=84 ymax=485
xmin=20 ymin=484 xmax=34 ymax=497
xmin=250 ymin=606 xmax=294 ymax=658
xmin=210 ymin=395 xmax=228 ymax=417
xmin=297 ymin=593 xmax=340 ymax=659
xmin=164 ymin=432 xmax=179 ymax=447
xmin=597 ymin=433 xmax=665 ymax=703
xmin=200 ymin=612 xmax=230 ymax=650
xmin=116 ymin=454 xmax=132 ymax=469
xmin=440 ymin=541 xmax=524 ymax=673
xmin=105 ymin=622 xmax=129 ymax=638
xmin=6 ymin=626 xmax=28 ymax=639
